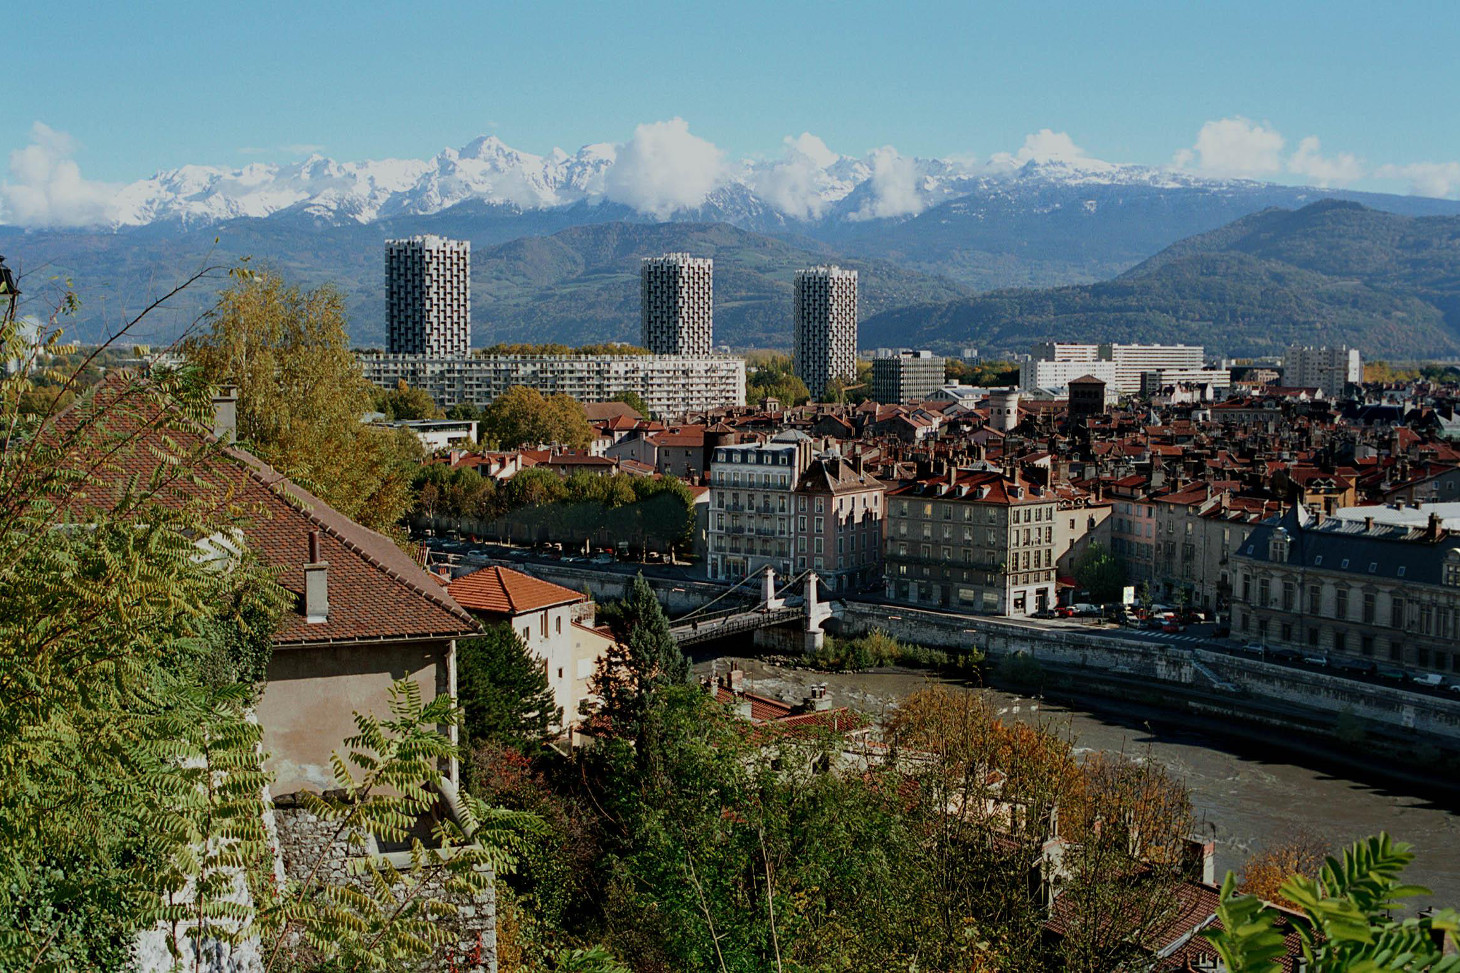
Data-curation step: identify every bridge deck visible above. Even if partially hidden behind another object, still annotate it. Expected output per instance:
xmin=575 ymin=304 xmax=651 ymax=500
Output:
xmin=671 ymin=606 xmax=803 ymax=645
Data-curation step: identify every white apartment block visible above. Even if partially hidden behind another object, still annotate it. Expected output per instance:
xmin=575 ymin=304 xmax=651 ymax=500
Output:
xmin=793 ymin=266 xmax=858 ymax=401
xmin=1139 ymin=367 xmax=1233 ymax=394
xmin=1030 ymin=342 xmax=1205 ymax=394
xmin=1020 ymin=359 xmax=1120 ymax=394
xmin=358 ymin=352 xmax=745 ymax=420
xmin=386 ymin=236 xmax=471 ymax=357
xmin=640 ymin=254 xmax=714 ymax=355
xmin=1100 ymin=343 xmax=1205 ymax=393
xmin=1285 ymin=345 xmax=1362 ymax=399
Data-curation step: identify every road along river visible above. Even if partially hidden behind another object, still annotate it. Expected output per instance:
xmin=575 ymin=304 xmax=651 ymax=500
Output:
xmin=696 ymin=656 xmax=1460 ymax=905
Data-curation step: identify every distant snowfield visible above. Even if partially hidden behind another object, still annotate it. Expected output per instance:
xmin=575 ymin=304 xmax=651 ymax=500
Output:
xmin=23 ymin=131 xmax=1248 ymax=231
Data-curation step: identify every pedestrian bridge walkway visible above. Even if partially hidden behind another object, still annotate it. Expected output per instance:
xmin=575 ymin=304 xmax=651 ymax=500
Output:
xmin=670 ymin=567 xmax=833 ymax=647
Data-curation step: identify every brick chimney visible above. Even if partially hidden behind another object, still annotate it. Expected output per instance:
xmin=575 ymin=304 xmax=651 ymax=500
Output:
xmin=304 ymin=529 xmax=329 ymax=624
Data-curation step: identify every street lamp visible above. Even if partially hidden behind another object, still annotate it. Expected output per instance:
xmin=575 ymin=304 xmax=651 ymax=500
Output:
xmin=0 ymin=256 xmax=17 ymax=322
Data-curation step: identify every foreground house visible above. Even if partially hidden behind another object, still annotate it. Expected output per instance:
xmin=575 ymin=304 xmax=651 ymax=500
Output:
xmin=447 ymin=565 xmax=614 ymax=732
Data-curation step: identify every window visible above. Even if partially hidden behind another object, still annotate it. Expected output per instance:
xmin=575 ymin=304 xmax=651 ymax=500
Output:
xmin=1307 ymin=585 xmax=1320 ymax=615
xmin=1282 ymin=582 xmax=1295 ymax=612
xmin=1335 ymin=588 xmax=1349 ymax=619
xmin=1392 ymin=597 xmax=1406 ymax=630
xmin=557 ymin=667 xmax=563 ymax=679
xmin=555 ymin=616 xmax=562 ymax=635
xmin=1258 ymin=578 xmax=1271 ymax=607
xmin=1363 ymin=592 xmax=1376 ymax=623
xmin=1361 ymin=635 xmax=1374 ymax=656
xmin=1334 ymin=631 xmax=1347 ymax=653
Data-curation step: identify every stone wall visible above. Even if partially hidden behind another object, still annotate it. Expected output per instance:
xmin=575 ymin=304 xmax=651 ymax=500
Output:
xmin=837 ymin=601 xmax=1460 ymax=746
xmin=272 ymin=793 xmax=498 ymax=973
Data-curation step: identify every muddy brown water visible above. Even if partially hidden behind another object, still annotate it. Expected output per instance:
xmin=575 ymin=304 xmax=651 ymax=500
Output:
xmin=694 ymin=655 xmax=1460 ymax=905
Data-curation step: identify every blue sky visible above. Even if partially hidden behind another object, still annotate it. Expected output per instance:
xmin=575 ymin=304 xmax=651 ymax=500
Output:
xmin=7 ymin=0 xmax=1460 ymax=198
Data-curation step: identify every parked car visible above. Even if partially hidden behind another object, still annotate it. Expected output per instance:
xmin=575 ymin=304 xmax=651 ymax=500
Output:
xmin=1236 ymin=642 xmax=1266 ymax=658
xmin=590 ymin=553 xmax=615 ymax=565
xmin=1161 ymin=618 xmax=1184 ymax=634
xmin=1072 ymin=603 xmax=1102 ymax=617
xmin=1266 ymin=647 xmax=1302 ymax=664
xmin=1376 ymin=666 xmax=1410 ymax=684
xmin=508 ymin=549 xmax=529 ymax=559
xmin=1333 ymin=658 xmax=1376 ymax=677
xmin=1415 ymin=673 xmax=1447 ymax=688
xmin=1301 ymin=652 xmax=1330 ymax=668
xmin=1032 ymin=609 xmax=1059 ymax=620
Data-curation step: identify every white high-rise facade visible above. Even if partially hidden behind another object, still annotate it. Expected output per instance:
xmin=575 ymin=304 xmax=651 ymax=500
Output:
xmin=386 ymin=236 xmax=471 ymax=357
xmin=1285 ymin=345 xmax=1362 ymax=399
xmin=640 ymin=254 xmax=713 ymax=355
xmin=1030 ymin=342 xmax=1204 ymax=394
xmin=793 ymin=266 xmax=858 ymax=401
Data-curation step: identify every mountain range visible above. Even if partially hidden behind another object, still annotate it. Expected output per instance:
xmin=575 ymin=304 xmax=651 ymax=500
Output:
xmin=4 ymin=134 xmax=1460 ymax=355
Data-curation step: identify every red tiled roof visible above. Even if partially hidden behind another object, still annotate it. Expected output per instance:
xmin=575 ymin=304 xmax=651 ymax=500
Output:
xmin=59 ymin=375 xmax=478 ymax=646
xmin=448 ymin=565 xmax=586 ymax=615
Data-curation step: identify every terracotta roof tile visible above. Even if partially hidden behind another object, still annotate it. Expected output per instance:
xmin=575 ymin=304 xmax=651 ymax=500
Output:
xmin=448 ymin=565 xmax=586 ymax=615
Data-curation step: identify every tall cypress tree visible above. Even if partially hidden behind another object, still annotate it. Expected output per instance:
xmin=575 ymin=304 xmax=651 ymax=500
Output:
xmin=457 ymin=624 xmax=561 ymax=754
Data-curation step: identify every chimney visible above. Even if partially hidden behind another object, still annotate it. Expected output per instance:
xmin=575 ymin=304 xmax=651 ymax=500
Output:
xmin=1364 ymin=515 xmax=1375 ymax=531
xmin=734 ymin=694 xmax=754 ymax=721
xmin=304 ymin=529 xmax=329 ymax=624
xmin=212 ymin=385 xmax=238 ymax=442
xmin=728 ymin=667 xmax=745 ymax=693
xmin=1181 ymin=835 xmax=1216 ymax=885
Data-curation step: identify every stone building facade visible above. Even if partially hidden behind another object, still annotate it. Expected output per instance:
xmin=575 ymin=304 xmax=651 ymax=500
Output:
xmin=792 ymin=453 xmax=885 ymax=592
xmin=1233 ymin=506 xmax=1460 ymax=675
xmin=706 ymin=433 xmax=813 ymax=582
xmin=884 ymin=469 xmax=1059 ymax=616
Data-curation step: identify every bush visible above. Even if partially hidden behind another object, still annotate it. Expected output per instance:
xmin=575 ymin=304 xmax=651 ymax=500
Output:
xmin=995 ymin=651 xmax=1045 ymax=690
xmin=807 ymin=629 xmax=981 ymax=674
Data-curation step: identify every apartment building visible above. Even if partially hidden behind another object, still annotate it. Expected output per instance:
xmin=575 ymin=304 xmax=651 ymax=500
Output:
xmin=641 ymin=253 xmax=714 ymax=355
xmin=1020 ymin=359 xmax=1120 ymax=394
xmin=871 ymin=350 xmax=946 ymax=404
xmin=1100 ymin=344 xmax=1205 ymax=394
xmin=884 ymin=469 xmax=1059 ymax=616
xmin=358 ymin=352 xmax=746 ymax=419
xmin=706 ymin=433 xmax=814 ymax=582
xmin=1108 ymin=476 xmax=1157 ymax=582
xmin=793 ymin=266 xmax=858 ymax=401
xmin=1285 ymin=345 xmax=1362 ymax=400
xmin=1233 ymin=506 xmax=1460 ymax=676
xmin=1028 ymin=342 xmax=1205 ymax=395
xmin=1151 ymin=487 xmax=1282 ymax=609
xmin=792 ymin=453 xmax=885 ymax=592
xmin=386 ymin=236 xmax=471 ymax=357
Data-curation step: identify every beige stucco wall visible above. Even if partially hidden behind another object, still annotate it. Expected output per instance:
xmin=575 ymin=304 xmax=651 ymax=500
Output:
xmin=260 ymin=638 xmax=452 ymax=795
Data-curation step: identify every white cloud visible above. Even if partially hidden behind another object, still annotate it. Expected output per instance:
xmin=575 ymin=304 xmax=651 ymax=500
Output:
xmin=750 ymin=132 xmax=842 ymax=220
xmin=1173 ymin=117 xmax=1285 ymax=177
xmin=3 ymin=122 xmax=120 ymax=227
xmin=1287 ymin=136 xmax=1364 ymax=187
xmin=850 ymin=146 xmax=925 ymax=221
xmin=280 ymin=143 xmax=326 ymax=155
xmin=1374 ymin=161 xmax=1460 ymax=199
xmin=601 ymin=118 xmax=725 ymax=218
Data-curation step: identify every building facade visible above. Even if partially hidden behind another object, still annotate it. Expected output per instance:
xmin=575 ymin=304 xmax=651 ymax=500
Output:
xmin=386 ymin=236 xmax=472 ymax=357
xmin=871 ymin=350 xmax=945 ymax=404
xmin=792 ymin=453 xmax=885 ymax=592
xmin=358 ymin=352 xmax=746 ymax=419
xmin=1285 ymin=345 xmax=1362 ymax=400
xmin=1028 ymin=343 xmax=1205 ymax=395
xmin=1020 ymin=359 xmax=1120 ymax=394
xmin=793 ymin=266 xmax=858 ymax=401
xmin=884 ymin=470 xmax=1059 ymax=616
xmin=1233 ymin=507 xmax=1460 ymax=677
xmin=640 ymin=253 xmax=714 ymax=355
xmin=706 ymin=434 xmax=813 ymax=582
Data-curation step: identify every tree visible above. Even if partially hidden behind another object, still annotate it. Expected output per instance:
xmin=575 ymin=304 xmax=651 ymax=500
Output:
xmin=746 ymin=354 xmax=810 ymax=407
xmin=183 ymin=272 xmax=421 ymax=534
xmin=608 ymin=390 xmax=648 ymax=417
xmin=458 ymin=625 xmax=561 ymax=755
xmin=586 ymin=574 xmax=687 ymax=734
xmin=1204 ymin=833 xmax=1460 ymax=972
xmin=480 ymin=385 xmax=593 ymax=449
xmin=374 ymin=379 xmax=443 ymax=420
xmin=1072 ymin=541 xmax=1127 ymax=603
xmin=1238 ymin=828 xmax=1331 ymax=907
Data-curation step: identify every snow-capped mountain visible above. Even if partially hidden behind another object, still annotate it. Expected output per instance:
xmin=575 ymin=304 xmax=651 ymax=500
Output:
xmin=67 ymin=134 xmax=1266 ymax=231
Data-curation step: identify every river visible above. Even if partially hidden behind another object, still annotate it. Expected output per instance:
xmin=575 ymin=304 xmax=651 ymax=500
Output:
xmin=695 ymin=654 xmax=1460 ymax=905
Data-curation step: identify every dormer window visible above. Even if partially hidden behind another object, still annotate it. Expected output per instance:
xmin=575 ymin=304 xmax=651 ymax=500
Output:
xmin=1444 ymin=551 xmax=1460 ymax=586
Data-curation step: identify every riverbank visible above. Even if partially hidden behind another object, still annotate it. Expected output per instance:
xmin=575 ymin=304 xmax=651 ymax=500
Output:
xmin=696 ymin=654 xmax=1460 ymax=904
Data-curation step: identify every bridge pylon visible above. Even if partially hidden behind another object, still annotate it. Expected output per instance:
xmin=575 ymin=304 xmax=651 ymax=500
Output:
xmin=761 ymin=565 xmax=786 ymax=610
xmin=804 ymin=571 xmax=832 ymax=653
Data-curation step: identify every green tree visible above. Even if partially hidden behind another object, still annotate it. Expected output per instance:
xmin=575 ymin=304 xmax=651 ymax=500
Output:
xmin=458 ymin=625 xmax=561 ymax=755
xmin=587 ymin=574 xmax=687 ymax=734
xmin=1071 ymin=541 xmax=1127 ymax=603
xmin=1203 ymin=833 xmax=1460 ymax=972
xmin=374 ymin=379 xmax=444 ymax=420
xmin=481 ymin=386 xmax=593 ymax=449
xmin=183 ymin=272 xmax=421 ymax=534
xmin=746 ymin=353 xmax=811 ymax=407
xmin=607 ymin=390 xmax=648 ymax=417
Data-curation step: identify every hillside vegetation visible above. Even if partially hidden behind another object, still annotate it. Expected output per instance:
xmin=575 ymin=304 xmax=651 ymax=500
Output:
xmin=860 ymin=200 xmax=1460 ymax=358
